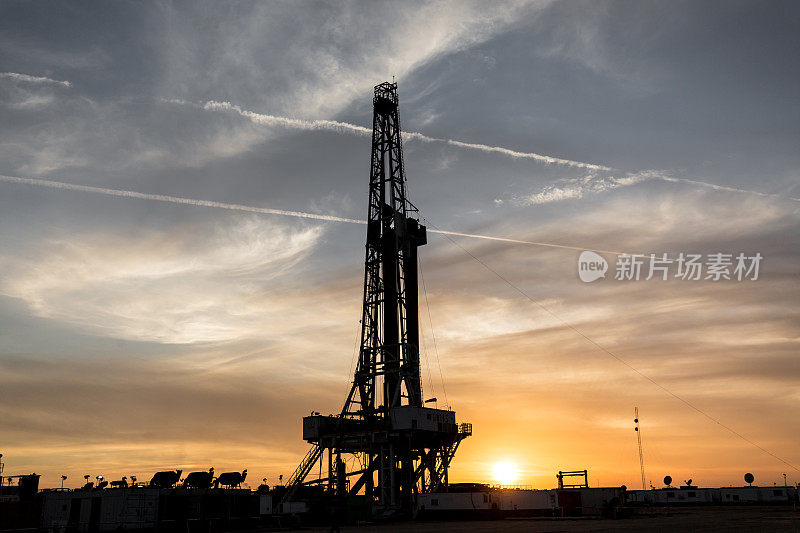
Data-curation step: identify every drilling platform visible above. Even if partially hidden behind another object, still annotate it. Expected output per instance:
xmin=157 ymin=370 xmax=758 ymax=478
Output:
xmin=281 ymin=82 xmax=472 ymax=517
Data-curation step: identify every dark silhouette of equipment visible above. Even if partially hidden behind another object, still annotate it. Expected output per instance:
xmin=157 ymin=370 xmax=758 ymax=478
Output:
xmin=82 ymin=482 xmax=94 ymax=490
xmin=149 ymin=469 xmax=182 ymax=488
xmin=110 ymin=476 xmax=128 ymax=488
xmin=183 ymin=468 xmax=214 ymax=489
xmin=557 ymin=470 xmax=589 ymax=489
xmin=664 ymin=475 xmax=672 ymax=487
xmin=282 ymin=82 xmax=471 ymax=516
xmin=97 ymin=480 xmax=108 ymax=489
xmin=215 ymin=469 xmax=247 ymax=488
xmin=4 ymin=474 xmax=40 ymax=500
xmin=745 ymin=472 xmax=754 ymax=486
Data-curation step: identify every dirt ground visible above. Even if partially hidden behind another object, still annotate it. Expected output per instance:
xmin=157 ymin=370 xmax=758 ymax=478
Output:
xmin=304 ymin=506 xmax=800 ymax=532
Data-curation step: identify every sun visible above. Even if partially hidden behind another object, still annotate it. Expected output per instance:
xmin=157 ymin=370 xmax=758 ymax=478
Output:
xmin=492 ymin=462 xmax=518 ymax=485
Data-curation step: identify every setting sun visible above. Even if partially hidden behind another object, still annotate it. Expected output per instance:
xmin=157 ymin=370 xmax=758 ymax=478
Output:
xmin=492 ymin=462 xmax=519 ymax=485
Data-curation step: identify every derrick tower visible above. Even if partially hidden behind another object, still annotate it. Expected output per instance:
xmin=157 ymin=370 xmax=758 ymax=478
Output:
xmin=282 ymin=82 xmax=471 ymax=516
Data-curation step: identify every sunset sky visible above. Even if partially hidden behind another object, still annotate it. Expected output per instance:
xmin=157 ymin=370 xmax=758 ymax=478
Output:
xmin=1 ymin=1 xmax=798 ymax=491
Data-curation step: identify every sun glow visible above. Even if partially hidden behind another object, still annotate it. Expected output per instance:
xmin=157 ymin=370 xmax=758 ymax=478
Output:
xmin=492 ymin=462 xmax=518 ymax=485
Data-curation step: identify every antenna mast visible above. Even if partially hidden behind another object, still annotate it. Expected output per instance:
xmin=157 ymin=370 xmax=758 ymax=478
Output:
xmin=634 ymin=407 xmax=646 ymax=490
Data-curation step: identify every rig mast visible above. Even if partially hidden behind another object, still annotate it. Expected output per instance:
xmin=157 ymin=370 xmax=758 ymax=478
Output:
xmin=282 ymin=82 xmax=471 ymax=516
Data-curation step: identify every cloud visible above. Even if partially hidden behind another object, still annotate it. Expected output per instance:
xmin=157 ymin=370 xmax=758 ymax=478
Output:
xmin=0 ymin=72 xmax=72 ymax=87
xmin=1 ymin=1 xmax=798 ymax=487
xmin=0 ymin=72 xmax=72 ymax=111
xmin=415 ymin=190 xmax=800 ymax=479
xmin=0 ymin=2 xmax=561 ymax=175
xmin=513 ymin=171 xmax=800 ymax=205
xmin=0 ymin=216 xmax=325 ymax=344
xmin=513 ymin=172 xmax=650 ymax=205
xmin=138 ymin=1 xmax=558 ymax=169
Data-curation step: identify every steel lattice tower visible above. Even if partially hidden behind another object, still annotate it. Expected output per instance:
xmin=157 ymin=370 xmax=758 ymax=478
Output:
xmin=346 ymin=80 xmax=424 ymax=419
xmin=282 ymin=82 xmax=471 ymax=517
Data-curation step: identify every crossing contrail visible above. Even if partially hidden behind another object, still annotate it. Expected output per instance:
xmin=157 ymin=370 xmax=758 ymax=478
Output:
xmin=0 ymin=174 xmax=628 ymax=255
xmin=198 ymin=100 xmax=612 ymax=171
xmin=193 ymin=101 xmax=800 ymax=203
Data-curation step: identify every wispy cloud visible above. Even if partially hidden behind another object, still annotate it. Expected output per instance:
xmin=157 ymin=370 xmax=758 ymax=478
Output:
xmin=514 ymin=173 xmax=650 ymax=205
xmin=0 ymin=72 xmax=72 ymax=87
xmin=0 ymin=216 xmax=325 ymax=344
xmin=514 ymin=171 xmax=800 ymax=205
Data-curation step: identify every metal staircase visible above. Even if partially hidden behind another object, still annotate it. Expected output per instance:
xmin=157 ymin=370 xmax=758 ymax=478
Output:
xmin=280 ymin=444 xmax=322 ymax=505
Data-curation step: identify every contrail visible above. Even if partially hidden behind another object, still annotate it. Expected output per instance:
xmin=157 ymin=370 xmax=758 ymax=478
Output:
xmin=202 ymin=101 xmax=373 ymax=137
xmin=198 ymin=101 xmax=800 ymax=201
xmin=658 ymin=174 xmax=800 ymax=202
xmin=0 ymin=175 xmax=363 ymax=225
xmin=198 ymin=100 xmax=611 ymax=171
xmin=0 ymin=174 xmax=628 ymax=255
xmin=189 ymin=100 xmax=800 ymax=204
xmin=426 ymin=228 xmax=626 ymax=255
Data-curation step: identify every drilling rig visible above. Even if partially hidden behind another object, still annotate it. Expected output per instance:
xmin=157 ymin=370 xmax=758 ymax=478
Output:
xmin=281 ymin=82 xmax=471 ymax=517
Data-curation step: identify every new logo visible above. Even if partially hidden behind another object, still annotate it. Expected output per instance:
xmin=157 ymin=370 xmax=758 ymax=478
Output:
xmin=578 ymin=251 xmax=608 ymax=282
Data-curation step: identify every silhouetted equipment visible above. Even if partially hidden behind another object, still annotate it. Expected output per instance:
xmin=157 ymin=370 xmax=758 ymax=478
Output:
xmin=110 ymin=476 xmax=128 ymax=488
xmin=684 ymin=478 xmax=693 ymax=487
xmin=215 ymin=469 xmax=247 ymax=488
xmin=634 ymin=407 xmax=646 ymax=490
xmin=82 ymin=482 xmax=94 ymax=490
xmin=183 ymin=468 xmax=214 ymax=489
xmin=3 ymin=474 xmax=41 ymax=500
xmin=97 ymin=480 xmax=108 ymax=489
xmin=745 ymin=472 xmax=754 ymax=486
xmin=283 ymin=82 xmax=471 ymax=516
xmin=664 ymin=475 xmax=672 ymax=487
xmin=149 ymin=469 xmax=182 ymax=488
xmin=557 ymin=470 xmax=589 ymax=489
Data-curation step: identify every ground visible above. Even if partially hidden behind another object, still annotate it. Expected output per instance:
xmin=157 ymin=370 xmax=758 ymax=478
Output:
xmin=303 ymin=506 xmax=800 ymax=532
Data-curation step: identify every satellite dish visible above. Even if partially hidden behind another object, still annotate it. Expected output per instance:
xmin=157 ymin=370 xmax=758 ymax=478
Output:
xmin=744 ymin=473 xmax=754 ymax=485
xmin=664 ymin=475 xmax=672 ymax=486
